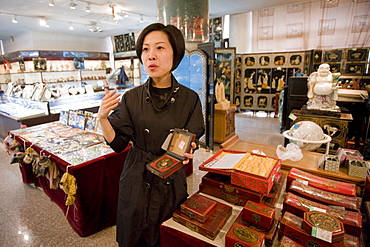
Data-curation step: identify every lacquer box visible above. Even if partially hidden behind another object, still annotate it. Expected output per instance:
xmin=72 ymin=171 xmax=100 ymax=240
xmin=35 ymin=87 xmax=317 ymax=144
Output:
xmin=283 ymin=192 xmax=363 ymax=237
xmin=346 ymin=159 xmax=369 ymax=179
xmin=336 ymin=148 xmax=363 ymax=166
xmin=146 ymin=129 xmax=195 ymax=179
xmin=242 ymin=201 xmax=275 ymax=230
xmin=277 ymin=236 xmax=303 ymax=247
xmin=180 ymin=193 xmax=217 ymax=223
xmin=235 ymin=210 xmax=279 ymax=247
xmin=302 ymin=211 xmax=345 ymax=243
xmin=198 ymin=172 xmax=264 ymax=206
xmin=288 ymin=180 xmax=361 ymax=211
xmin=287 ymin=168 xmax=357 ymax=197
xmin=225 ymin=223 xmax=265 ymax=247
xmin=172 ymin=195 xmax=232 ymax=240
xmin=279 ymin=211 xmax=360 ymax=247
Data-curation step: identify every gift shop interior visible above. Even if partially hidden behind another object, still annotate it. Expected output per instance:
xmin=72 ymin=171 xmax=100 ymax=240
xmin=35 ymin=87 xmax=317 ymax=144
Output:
xmin=1 ymin=0 xmax=370 ymax=246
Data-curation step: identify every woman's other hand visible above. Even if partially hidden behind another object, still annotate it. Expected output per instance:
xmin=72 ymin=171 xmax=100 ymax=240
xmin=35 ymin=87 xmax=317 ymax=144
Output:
xmin=182 ymin=142 xmax=197 ymax=164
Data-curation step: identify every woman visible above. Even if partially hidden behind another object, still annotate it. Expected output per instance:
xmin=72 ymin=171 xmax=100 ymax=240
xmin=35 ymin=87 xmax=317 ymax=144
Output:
xmin=97 ymin=23 xmax=205 ymax=247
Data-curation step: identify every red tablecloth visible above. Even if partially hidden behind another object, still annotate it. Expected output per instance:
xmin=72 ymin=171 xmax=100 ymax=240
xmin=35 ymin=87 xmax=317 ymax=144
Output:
xmin=14 ymin=133 xmax=131 ymax=237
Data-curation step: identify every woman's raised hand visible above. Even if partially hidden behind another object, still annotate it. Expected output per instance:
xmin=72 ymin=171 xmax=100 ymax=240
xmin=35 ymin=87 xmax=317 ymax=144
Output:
xmin=97 ymin=88 xmax=121 ymax=120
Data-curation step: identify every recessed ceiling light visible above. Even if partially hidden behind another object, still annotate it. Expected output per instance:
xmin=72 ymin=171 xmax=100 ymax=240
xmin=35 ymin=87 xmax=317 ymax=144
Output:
xmin=12 ymin=15 xmax=18 ymax=24
xmin=49 ymin=0 xmax=55 ymax=7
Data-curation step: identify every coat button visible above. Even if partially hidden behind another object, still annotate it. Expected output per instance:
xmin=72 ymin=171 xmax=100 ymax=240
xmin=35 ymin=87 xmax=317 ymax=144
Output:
xmin=166 ymin=181 xmax=171 ymax=185
xmin=144 ymin=183 xmax=150 ymax=188
xmin=144 ymin=128 xmax=150 ymax=134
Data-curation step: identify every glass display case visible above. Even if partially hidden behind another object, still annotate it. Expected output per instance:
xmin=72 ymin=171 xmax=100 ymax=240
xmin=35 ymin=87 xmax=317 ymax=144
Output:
xmin=0 ymin=95 xmax=49 ymax=120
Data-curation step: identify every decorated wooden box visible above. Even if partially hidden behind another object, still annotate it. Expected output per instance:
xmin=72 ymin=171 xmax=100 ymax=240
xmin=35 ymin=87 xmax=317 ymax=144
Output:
xmin=198 ymin=172 xmax=263 ymax=206
xmin=230 ymin=153 xmax=281 ymax=195
xmin=336 ymin=148 xmax=363 ymax=166
xmin=199 ymin=150 xmax=281 ymax=194
xmin=283 ymin=192 xmax=363 ymax=237
xmin=277 ymin=236 xmax=303 ymax=247
xmin=346 ymin=159 xmax=369 ymax=179
xmin=234 ymin=212 xmax=279 ymax=247
xmin=146 ymin=129 xmax=195 ymax=179
xmin=287 ymin=168 xmax=357 ymax=197
xmin=279 ymin=211 xmax=360 ymax=247
xmin=260 ymin=172 xmax=285 ymax=208
xmin=225 ymin=223 xmax=265 ymax=247
xmin=242 ymin=201 xmax=275 ymax=230
xmin=172 ymin=197 xmax=232 ymax=240
xmin=364 ymin=175 xmax=370 ymax=202
xmin=288 ymin=180 xmax=361 ymax=211
xmin=302 ymin=211 xmax=345 ymax=243
xmin=180 ymin=193 xmax=217 ymax=223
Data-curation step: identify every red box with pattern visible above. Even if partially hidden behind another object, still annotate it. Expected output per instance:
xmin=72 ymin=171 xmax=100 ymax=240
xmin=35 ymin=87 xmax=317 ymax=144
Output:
xmin=277 ymin=236 xmax=303 ymax=247
xmin=225 ymin=223 xmax=265 ymax=247
xmin=242 ymin=201 xmax=275 ymax=230
xmin=180 ymin=193 xmax=217 ymax=223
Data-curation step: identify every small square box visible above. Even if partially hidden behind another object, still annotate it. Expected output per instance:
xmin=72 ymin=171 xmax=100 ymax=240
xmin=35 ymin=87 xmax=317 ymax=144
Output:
xmin=302 ymin=211 xmax=345 ymax=243
xmin=146 ymin=129 xmax=195 ymax=179
xmin=347 ymin=159 xmax=369 ymax=179
xmin=226 ymin=223 xmax=265 ymax=247
xmin=242 ymin=201 xmax=275 ymax=230
xmin=319 ymin=154 xmax=340 ymax=172
xmin=336 ymin=148 xmax=363 ymax=166
xmin=180 ymin=193 xmax=217 ymax=223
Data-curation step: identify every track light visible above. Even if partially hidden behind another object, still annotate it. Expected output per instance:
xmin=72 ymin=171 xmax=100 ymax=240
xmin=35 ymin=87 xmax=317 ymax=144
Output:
xmin=12 ymin=15 xmax=18 ymax=24
xmin=140 ymin=15 xmax=144 ymax=23
xmin=49 ymin=0 xmax=55 ymax=7
xmin=70 ymin=0 xmax=77 ymax=9
xmin=69 ymin=24 xmax=74 ymax=30
xmin=85 ymin=4 xmax=91 ymax=12
xmin=123 ymin=12 xmax=129 ymax=18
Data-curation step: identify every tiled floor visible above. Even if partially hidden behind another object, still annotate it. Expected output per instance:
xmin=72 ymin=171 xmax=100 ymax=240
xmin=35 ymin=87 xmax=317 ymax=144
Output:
xmin=0 ymin=112 xmax=284 ymax=247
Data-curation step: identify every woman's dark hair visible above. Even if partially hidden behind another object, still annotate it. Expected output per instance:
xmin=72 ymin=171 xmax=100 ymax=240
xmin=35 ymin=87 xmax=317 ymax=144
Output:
xmin=136 ymin=23 xmax=185 ymax=71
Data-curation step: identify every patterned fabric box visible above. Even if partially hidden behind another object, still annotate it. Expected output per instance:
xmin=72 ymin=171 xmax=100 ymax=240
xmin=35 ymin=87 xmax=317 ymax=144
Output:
xmin=318 ymin=154 xmax=340 ymax=172
xmin=347 ymin=159 xmax=369 ymax=179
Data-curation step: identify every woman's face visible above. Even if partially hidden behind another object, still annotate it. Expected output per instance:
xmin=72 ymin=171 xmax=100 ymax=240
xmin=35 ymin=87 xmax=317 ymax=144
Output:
xmin=141 ymin=30 xmax=174 ymax=81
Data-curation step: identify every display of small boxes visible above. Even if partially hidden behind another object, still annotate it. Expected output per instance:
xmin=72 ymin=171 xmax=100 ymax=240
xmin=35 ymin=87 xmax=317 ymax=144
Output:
xmin=277 ymin=236 xmax=303 ymax=247
xmin=242 ymin=201 xmax=275 ymax=230
xmin=146 ymin=129 xmax=195 ymax=179
xmin=180 ymin=193 xmax=217 ymax=223
xmin=336 ymin=148 xmax=363 ymax=166
xmin=318 ymin=154 xmax=340 ymax=172
xmin=172 ymin=194 xmax=232 ymax=240
xmin=302 ymin=211 xmax=345 ymax=243
xmin=346 ymin=159 xmax=369 ymax=179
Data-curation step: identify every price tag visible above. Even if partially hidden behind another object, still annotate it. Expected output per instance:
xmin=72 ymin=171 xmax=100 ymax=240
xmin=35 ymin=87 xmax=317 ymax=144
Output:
xmin=311 ymin=226 xmax=332 ymax=243
xmin=309 ymin=206 xmax=326 ymax=213
xmin=296 ymin=179 xmax=308 ymax=185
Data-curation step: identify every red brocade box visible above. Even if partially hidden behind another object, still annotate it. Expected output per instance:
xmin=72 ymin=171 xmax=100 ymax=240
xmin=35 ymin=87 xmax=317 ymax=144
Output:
xmin=180 ymin=193 xmax=217 ymax=223
xmin=172 ymin=194 xmax=232 ymax=240
xmin=278 ymin=236 xmax=304 ymax=247
xmin=288 ymin=180 xmax=361 ymax=211
xmin=242 ymin=201 xmax=275 ymax=230
xmin=199 ymin=149 xmax=281 ymax=195
xmin=279 ymin=211 xmax=360 ymax=247
xmin=283 ymin=192 xmax=362 ymax=237
xmin=146 ymin=129 xmax=195 ymax=179
xmin=287 ymin=168 xmax=357 ymax=197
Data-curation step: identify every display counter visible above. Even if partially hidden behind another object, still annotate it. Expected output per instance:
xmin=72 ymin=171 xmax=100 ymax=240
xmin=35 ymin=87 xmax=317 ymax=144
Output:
xmin=8 ymin=123 xmax=131 ymax=237
xmin=221 ymin=135 xmax=365 ymax=187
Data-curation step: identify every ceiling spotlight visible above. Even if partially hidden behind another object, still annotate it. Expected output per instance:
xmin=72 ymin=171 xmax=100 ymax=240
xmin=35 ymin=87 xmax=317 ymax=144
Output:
xmin=39 ymin=18 xmax=47 ymax=27
xmin=69 ymin=24 xmax=74 ymax=30
xmin=140 ymin=15 xmax=144 ymax=23
xmin=70 ymin=0 xmax=77 ymax=9
xmin=12 ymin=15 xmax=18 ymax=24
xmin=85 ymin=4 xmax=91 ymax=12
xmin=123 ymin=12 xmax=129 ymax=18
xmin=49 ymin=0 xmax=55 ymax=7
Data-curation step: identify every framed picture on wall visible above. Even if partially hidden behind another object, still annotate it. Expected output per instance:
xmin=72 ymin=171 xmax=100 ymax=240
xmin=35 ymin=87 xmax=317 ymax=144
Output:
xmin=215 ymin=48 xmax=236 ymax=103
xmin=347 ymin=49 xmax=368 ymax=62
xmin=313 ymin=50 xmax=322 ymax=63
xmin=346 ymin=63 xmax=365 ymax=74
xmin=328 ymin=64 xmax=341 ymax=73
xmin=324 ymin=50 xmax=342 ymax=62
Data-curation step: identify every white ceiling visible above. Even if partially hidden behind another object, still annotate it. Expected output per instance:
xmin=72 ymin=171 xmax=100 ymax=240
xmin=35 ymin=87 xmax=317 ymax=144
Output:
xmin=0 ymin=0 xmax=311 ymax=42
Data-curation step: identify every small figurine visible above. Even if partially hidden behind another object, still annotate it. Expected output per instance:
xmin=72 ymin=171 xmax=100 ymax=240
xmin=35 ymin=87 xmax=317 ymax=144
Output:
xmin=306 ymin=63 xmax=340 ymax=112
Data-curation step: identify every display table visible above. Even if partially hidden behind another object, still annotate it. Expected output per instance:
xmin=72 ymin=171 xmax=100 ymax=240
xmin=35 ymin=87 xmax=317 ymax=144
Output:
xmin=221 ymin=136 xmax=365 ymax=188
xmin=9 ymin=129 xmax=131 ymax=237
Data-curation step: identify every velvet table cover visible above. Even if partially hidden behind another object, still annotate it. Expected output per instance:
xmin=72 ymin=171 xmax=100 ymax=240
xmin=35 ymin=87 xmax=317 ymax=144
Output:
xmin=13 ymin=133 xmax=131 ymax=237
